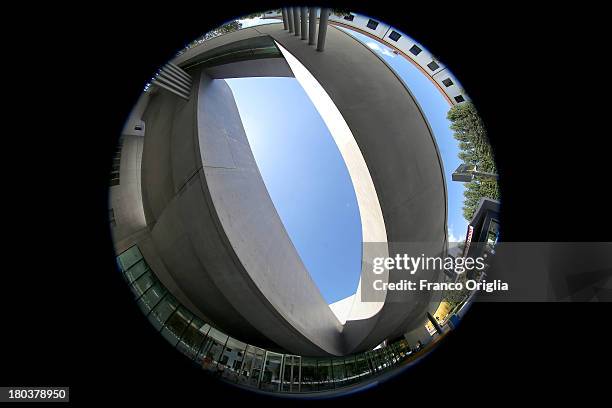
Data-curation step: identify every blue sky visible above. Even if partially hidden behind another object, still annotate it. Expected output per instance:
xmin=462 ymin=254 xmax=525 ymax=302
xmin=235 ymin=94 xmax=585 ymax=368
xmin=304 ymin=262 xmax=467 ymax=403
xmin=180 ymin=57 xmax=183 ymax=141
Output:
xmin=226 ymin=77 xmax=362 ymax=304
xmin=226 ymin=22 xmax=467 ymax=304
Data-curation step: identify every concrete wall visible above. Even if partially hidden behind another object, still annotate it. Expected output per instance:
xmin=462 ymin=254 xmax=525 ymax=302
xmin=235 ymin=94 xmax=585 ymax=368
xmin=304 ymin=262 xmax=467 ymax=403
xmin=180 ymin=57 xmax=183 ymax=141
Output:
xmin=404 ymin=323 xmax=433 ymax=348
xmin=136 ymin=68 xmax=348 ymax=355
xmin=165 ymin=23 xmax=446 ymax=355
xmin=110 ymin=122 xmax=147 ymax=252
xmin=192 ymin=73 xmax=345 ymax=355
xmin=115 ymin=22 xmax=448 ymax=356
xmin=252 ymin=23 xmax=447 ymax=352
xmin=328 ymin=12 xmax=468 ymax=105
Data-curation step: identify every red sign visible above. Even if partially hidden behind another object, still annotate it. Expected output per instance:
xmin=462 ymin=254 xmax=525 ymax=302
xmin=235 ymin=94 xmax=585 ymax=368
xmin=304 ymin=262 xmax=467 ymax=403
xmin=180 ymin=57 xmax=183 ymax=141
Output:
xmin=462 ymin=225 xmax=474 ymax=257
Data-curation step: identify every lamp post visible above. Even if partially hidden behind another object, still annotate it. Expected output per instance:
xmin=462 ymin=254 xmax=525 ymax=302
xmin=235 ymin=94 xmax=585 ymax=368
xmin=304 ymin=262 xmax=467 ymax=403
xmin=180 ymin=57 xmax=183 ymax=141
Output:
xmin=452 ymin=164 xmax=498 ymax=182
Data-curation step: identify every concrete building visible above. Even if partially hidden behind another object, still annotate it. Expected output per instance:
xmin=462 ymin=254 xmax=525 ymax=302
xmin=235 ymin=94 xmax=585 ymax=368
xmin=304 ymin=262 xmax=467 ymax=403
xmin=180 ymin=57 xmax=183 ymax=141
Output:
xmin=110 ymin=9 xmax=453 ymax=395
xmin=261 ymin=10 xmax=469 ymax=106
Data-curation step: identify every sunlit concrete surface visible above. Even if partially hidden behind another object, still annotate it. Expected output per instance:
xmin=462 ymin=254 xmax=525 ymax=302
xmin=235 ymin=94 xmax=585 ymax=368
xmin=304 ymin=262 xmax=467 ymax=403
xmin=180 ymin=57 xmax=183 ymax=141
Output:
xmin=112 ymin=21 xmax=447 ymax=356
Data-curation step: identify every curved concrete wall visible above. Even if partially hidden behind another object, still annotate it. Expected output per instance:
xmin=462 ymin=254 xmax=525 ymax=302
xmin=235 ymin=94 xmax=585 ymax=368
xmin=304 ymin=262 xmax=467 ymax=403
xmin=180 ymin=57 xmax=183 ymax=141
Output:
xmin=128 ymin=22 xmax=447 ymax=356
xmin=194 ymin=72 xmax=345 ymax=356
xmin=253 ymin=24 xmax=447 ymax=352
xmin=260 ymin=10 xmax=468 ymax=105
xmin=328 ymin=11 xmax=468 ymax=106
xmin=139 ymin=77 xmax=287 ymax=350
xmin=139 ymin=68 xmax=347 ymax=355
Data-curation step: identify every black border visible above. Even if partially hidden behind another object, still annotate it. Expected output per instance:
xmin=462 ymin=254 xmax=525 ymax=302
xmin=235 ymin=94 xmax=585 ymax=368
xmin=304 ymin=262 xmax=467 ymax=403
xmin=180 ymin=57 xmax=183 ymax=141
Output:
xmin=4 ymin=1 xmax=611 ymax=404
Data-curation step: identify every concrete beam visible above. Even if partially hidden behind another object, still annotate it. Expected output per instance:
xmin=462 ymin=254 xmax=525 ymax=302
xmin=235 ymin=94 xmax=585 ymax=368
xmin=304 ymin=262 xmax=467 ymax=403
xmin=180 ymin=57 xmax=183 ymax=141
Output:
xmin=281 ymin=8 xmax=288 ymax=30
xmin=202 ymin=57 xmax=293 ymax=79
xmin=287 ymin=8 xmax=294 ymax=33
xmin=308 ymin=7 xmax=316 ymax=45
xmin=317 ymin=8 xmax=329 ymax=51
xmin=427 ymin=312 xmax=444 ymax=335
xmin=293 ymin=7 xmax=300 ymax=37
xmin=300 ymin=7 xmax=307 ymax=40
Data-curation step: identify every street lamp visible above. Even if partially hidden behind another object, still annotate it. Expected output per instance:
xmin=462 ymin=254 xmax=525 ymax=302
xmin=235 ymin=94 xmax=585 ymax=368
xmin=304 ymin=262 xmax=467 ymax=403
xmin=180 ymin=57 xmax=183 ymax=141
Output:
xmin=452 ymin=164 xmax=499 ymax=182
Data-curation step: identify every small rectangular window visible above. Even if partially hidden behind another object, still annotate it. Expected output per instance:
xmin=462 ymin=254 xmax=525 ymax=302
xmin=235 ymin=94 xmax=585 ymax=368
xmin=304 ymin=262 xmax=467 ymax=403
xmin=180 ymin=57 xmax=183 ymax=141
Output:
xmin=117 ymin=245 xmax=143 ymax=271
xmin=389 ymin=31 xmax=401 ymax=41
xmin=367 ymin=19 xmax=379 ymax=30
xmin=344 ymin=14 xmax=354 ymax=21
xmin=409 ymin=44 xmax=422 ymax=56
xmin=427 ymin=61 xmax=440 ymax=71
xmin=131 ymin=270 xmax=156 ymax=298
xmin=109 ymin=208 xmax=116 ymax=228
xmin=442 ymin=78 xmax=454 ymax=87
xmin=454 ymin=95 xmax=465 ymax=103
xmin=110 ymin=170 xmax=120 ymax=186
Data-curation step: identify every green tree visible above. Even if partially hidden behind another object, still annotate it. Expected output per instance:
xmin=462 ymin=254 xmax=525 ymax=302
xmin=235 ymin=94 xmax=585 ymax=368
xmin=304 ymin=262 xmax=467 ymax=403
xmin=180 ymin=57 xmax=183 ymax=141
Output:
xmin=201 ymin=20 xmax=243 ymax=42
xmin=332 ymin=9 xmax=351 ymax=16
xmin=178 ymin=21 xmax=243 ymax=55
xmin=447 ymin=102 xmax=500 ymax=220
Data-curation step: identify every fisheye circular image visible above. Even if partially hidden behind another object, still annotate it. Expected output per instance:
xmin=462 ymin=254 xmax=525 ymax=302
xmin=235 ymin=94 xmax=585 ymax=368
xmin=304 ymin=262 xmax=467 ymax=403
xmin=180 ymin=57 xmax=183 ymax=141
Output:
xmin=109 ymin=7 xmax=500 ymax=398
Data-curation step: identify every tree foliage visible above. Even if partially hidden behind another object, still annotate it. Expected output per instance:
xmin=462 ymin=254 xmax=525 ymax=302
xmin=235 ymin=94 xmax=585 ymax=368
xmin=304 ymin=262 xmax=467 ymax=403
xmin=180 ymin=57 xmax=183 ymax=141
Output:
xmin=201 ymin=20 xmax=243 ymax=42
xmin=178 ymin=21 xmax=243 ymax=54
xmin=447 ymin=102 xmax=500 ymax=220
xmin=332 ymin=9 xmax=351 ymax=16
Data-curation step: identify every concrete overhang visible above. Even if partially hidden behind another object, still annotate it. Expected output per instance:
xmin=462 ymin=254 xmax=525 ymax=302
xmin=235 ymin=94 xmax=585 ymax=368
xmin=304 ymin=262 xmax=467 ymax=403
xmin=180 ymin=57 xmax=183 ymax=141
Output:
xmin=131 ymin=22 xmax=447 ymax=356
xmin=180 ymin=35 xmax=294 ymax=79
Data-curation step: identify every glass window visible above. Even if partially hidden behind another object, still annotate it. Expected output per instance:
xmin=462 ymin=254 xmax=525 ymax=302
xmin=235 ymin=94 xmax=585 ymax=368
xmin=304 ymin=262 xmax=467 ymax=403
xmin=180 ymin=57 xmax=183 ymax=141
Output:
xmin=177 ymin=318 xmax=210 ymax=360
xmin=260 ymin=352 xmax=283 ymax=392
xmin=161 ymin=306 xmax=193 ymax=346
xmin=368 ymin=350 xmax=383 ymax=373
xmin=316 ymin=359 xmax=334 ymax=390
xmin=332 ymin=358 xmax=347 ymax=388
xmin=343 ymin=14 xmax=354 ymax=21
xmin=198 ymin=327 xmax=228 ymax=372
xmin=409 ymin=44 xmax=422 ymax=56
xmin=486 ymin=219 xmax=500 ymax=250
xmin=131 ymin=270 xmax=156 ymax=298
xmin=376 ymin=349 xmax=388 ymax=370
xmin=390 ymin=341 xmax=406 ymax=362
xmin=238 ymin=345 xmax=265 ymax=388
xmin=382 ymin=348 xmax=394 ymax=369
xmin=366 ymin=19 xmax=379 ymax=30
xmin=343 ymin=355 xmax=359 ymax=385
xmin=389 ymin=31 xmax=401 ymax=41
xmin=282 ymin=355 xmax=301 ymax=392
xmin=442 ymin=78 xmax=454 ymax=87
xmin=454 ymin=95 xmax=465 ymax=103
xmin=117 ymin=246 xmax=142 ymax=271
xmin=354 ymin=354 xmax=372 ymax=380
xmin=219 ymin=337 xmax=247 ymax=382
xmin=427 ymin=60 xmax=440 ymax=71
xmin=300 ymin=357 xmax=317 ymax=392
xmin=137 ymin=283 xmax=167 ymax=315
xmin=237 ymin=346 xmax=254 ymax=386
xmin=148 ymin=295 xmax=178 ymax=330
xmin=124 ymin=259 xmax=149 ymax=285
xmin=384 ymin=346 xmax=399 ymax=366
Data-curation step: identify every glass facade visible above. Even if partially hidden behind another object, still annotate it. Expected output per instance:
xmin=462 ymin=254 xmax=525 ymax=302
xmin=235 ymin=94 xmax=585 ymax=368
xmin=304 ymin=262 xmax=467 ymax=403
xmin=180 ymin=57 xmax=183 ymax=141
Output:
xmin=117 ymin=245 xmax=417 ymax=395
